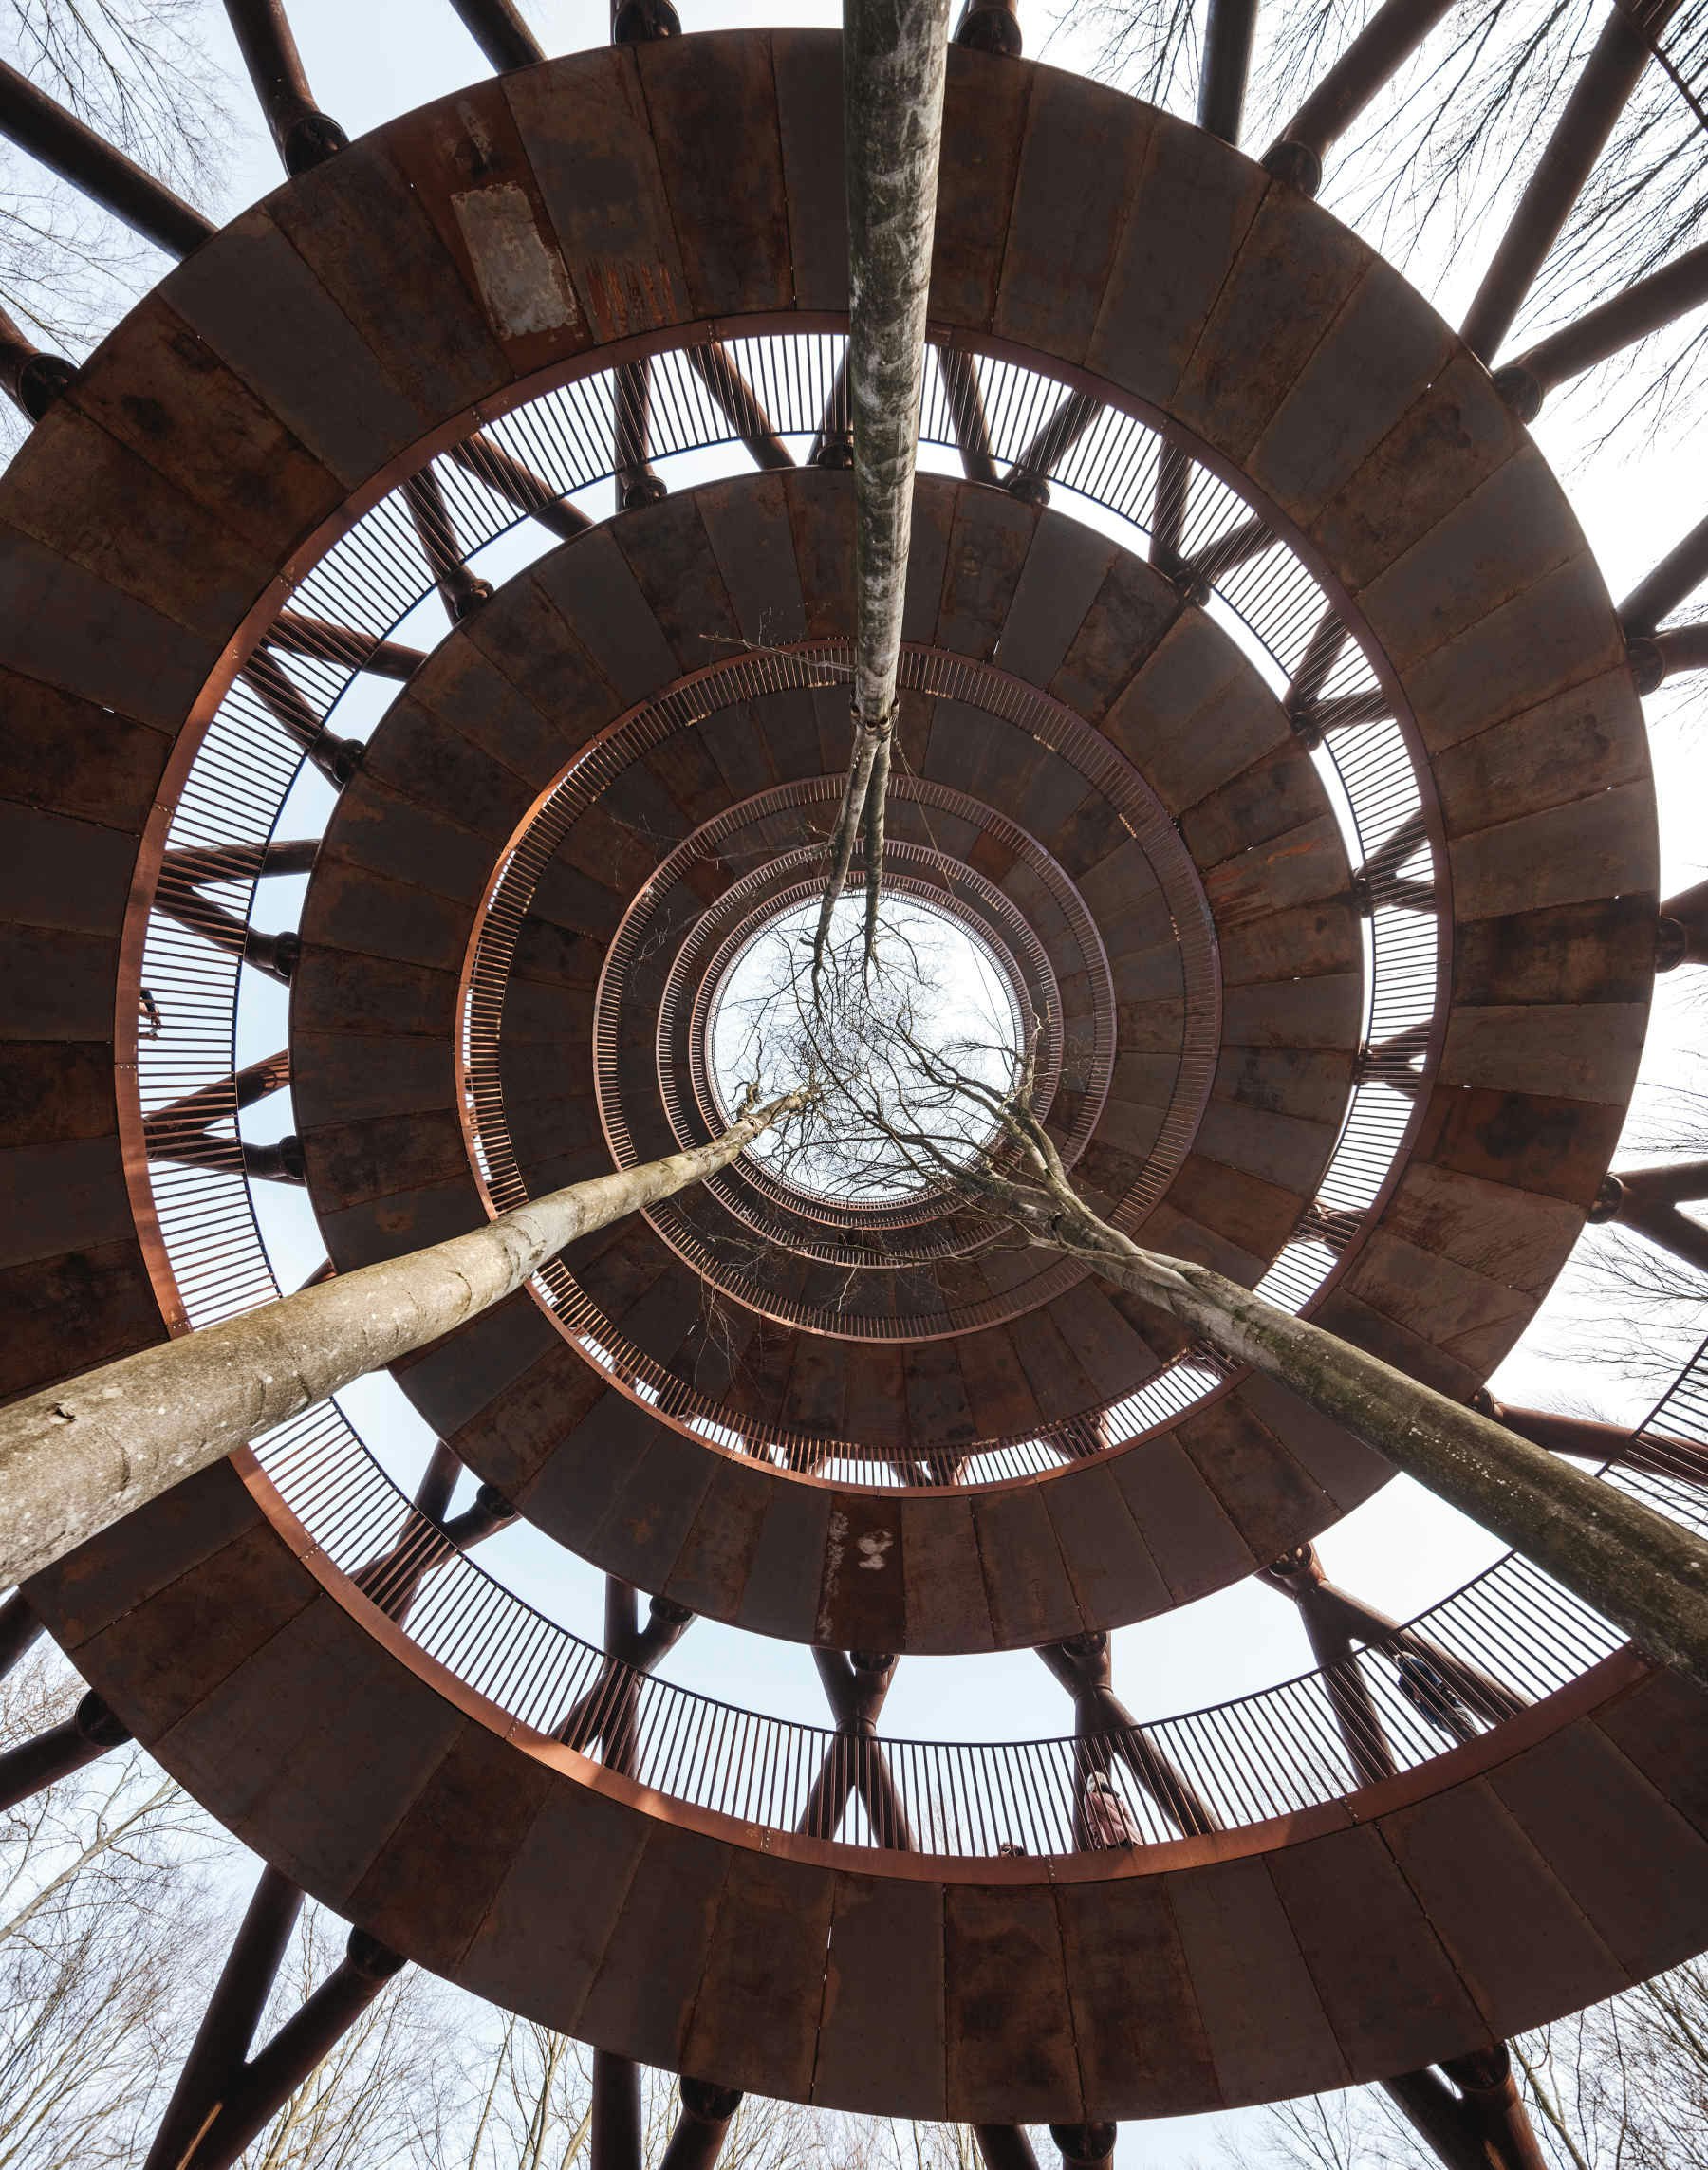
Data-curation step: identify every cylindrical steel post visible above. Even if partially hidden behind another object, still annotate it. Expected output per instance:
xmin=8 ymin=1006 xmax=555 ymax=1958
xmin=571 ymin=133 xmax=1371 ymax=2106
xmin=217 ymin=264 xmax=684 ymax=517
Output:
xmin=1264 ymin=0 xmax=1458 ymax=193
xmin=1197 ymin=0 xmax=1258 ymax=142
xmin=0 ymin=56 xmax=213 ymax=258
xmin=0 ymin=1692 xmax=130 ymax=1814
xmin=1461 ymin=2 xmax=1678 ymax=362
xmin=446 ymin=0 xmax=546 ymax=69
xmin=592 ymin=2051 xmax=642 ymax=2170
xmin=221 ymin=0 xmax=346 ymax=173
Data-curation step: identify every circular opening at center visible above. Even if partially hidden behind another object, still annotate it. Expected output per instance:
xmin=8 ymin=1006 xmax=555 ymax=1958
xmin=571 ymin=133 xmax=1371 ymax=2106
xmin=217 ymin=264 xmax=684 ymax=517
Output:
xmin=709 ymin=892 xmax=1023 ymax=1205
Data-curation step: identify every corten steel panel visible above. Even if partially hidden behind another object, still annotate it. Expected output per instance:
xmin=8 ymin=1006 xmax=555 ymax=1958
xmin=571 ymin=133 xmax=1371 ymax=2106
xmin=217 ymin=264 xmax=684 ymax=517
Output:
xmin=944 ymin=1883 xmax=1083 ymax=2121
xmin=455 ymin=590 xmax=625 ymax=785
xmin=155 ymin=1594 xmax=467 ymax=1905
xmin=1174 ymin=1399 xmax=1335 ymax=1571
xmin=971 ymin=1486 xmax=1084 ymax=1650
xmin=1041 ymin=1460 xmax=1171 ymax=1626
xmin=0 ymin=1238 xmax=160 ymax=1404
xmin=384 ymin=78 xmax=588 ymax=380
xmin=1451 ymin=787 xmax=1656 ymax=927
xmin=1269 ymin=1824 xmax=1490 ymax=2079
xmin=929 ymin=47 xmax=1030 ymax=329
xmin=0 ymin=667 xmax=169 ymax=833
xmin=322 ymin=777 xmax=501 ymax=908
xmin=358 ymin=699 xmax=541 ymax=845
xmin=998 ymin=519 xmax=1119 ymax=690
xmin=290 ymin=1030 xmax=455 ymax=1133
xmin=1229 ymin=1373 xmax=1388 ymax=1513
xmin=663 ymin=1457 xmax=771 ymax=1622
xmin=1595 ymin=1668 xmax=1708 ymax=1843
xmin=771 ymin=31 xmax=847 ymax=315
xmin=613 ymin=493 xmax=743 ymax=669
xmin=451 ymin=1342 xmax=612 ymax=1500
xmin=1488 ymin=1719 xmax=1708 ymax=1983
xmin=996 ymin=70 xmax=1156 ymax=364
xmin=1412 ymin=1085 xmax=1627 ymax=1208
xmin=682 ymin=1847 xmax=839 ymax=2099
xmin=585 ymin=1426 xmax=720 ymax=1596
xmin=815 ymin=1872 xmax=947 ymax=2118
xmin=1377 ymin=1163 xmax=1583 ymax=1299
xmin=733 ymin=1472 xmax=836 ymax=1643
xmin=458 ymin=1781 xmax=651 ymax=2029
xmin=1453 ymin=892 xmax=1656 ymax=1010
xmin=1215 ymin=1044 xmax=1357 ymax=1130
xmin=64 ymin=295 xmax=343 ymax=557
xmin=635 ymin=34 xmax=792 ymax=320
xmin=702 ymin=470 xmax=810 ymax=643
xmin=1172 ymin=184 xmax=1368 ymax=467
xmin=1165 ymin=1855 xmax=1349 ymax=2106
xmin=575 ymin=1817 xmax=733 ymax=2073
xmin=393 ymin=1289 xmax=561 ymax=1437
xmin=1381 ymin=1779 xmax=1624 ymax=2036
xmin=0 ymin=1135 xmax=134 ymax=1268
xmin=1311 ymin=1287 xmax=1482 ymax=1400
xmin=899 ymin=1494 xmax=997 ymax=1654
xmin=1219 ymin=902 xmax=1361 ymax=990
xmin=1109 ymin=1432 xmax=1256 ymax=1603
xmin=1086 ymin=111 xmax=1267 ymax=412
xmin=348 ymin=1720 xmax=556 ymax=1974
xmin=1057 ymin=1876 xmax=1220 ymax=2116
xmin=269 ymin=140 xmax=511 ymax=423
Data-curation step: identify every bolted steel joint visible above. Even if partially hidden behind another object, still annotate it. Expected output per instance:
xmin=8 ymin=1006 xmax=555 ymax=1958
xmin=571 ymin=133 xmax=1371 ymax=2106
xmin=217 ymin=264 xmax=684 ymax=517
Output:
xmin=74 ymin=1691 xmax=132 ymax=1750
xmin=1627 ymin=635 xmax=1666 ymax=696
xmin=1491 ymin=362 xmax=1544 ymax=423
xmin=1005 ymin=471 xmax=1051 ymax=508
xmin=680 ymin=2078 xmax=743 ymax=2123
xmin=613 ymin=0 xmax=680 ymax=39
xmin=620 ymin=472 xmax=669 ymax=511
xmin=1587 ymin=1173 xmax=1626 ymax=1224
xmin=1658 ymin=915 xmax=1691 ymax=971
xmin=955 ymin=0 xmax=1024 ymax=57
xmin=15 ymin=349 xmax=77 ymax=421
xmin=1049 ymin=2123 xmax=1118 ymax=2168
xmin=346 ymin=1927 xmax=406 ymax=1981
xmin=1261 ymin=139 xmax=1322 ymax=196
xmin=283 ymin=110 xmax=350 ymax=176
xmin=450 ymin=574 xmax=495 ymax=621
xmin=649 ymin=1593 xmax=694 ymax=1628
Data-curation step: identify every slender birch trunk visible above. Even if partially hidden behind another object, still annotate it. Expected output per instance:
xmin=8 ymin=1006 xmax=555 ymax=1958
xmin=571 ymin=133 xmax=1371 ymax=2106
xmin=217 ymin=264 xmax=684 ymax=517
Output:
xmin=973 ymin=1156 xmax=1708 ymax=1697
xmin=0 ymin=1089 xmax=811 ymax=1591
xmin=812 ymin=0 xmax=952 ymax=984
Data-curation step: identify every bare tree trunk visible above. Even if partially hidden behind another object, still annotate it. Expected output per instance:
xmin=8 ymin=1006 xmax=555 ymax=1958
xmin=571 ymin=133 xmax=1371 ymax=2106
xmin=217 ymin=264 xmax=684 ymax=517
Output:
xmin=964 ymin=1149 xmax=1708 ymax=1697
xmin=812 ymin=0 xmax=952 ymax=983
xmin=0 ymin=1089 xmax=810 ymax=1591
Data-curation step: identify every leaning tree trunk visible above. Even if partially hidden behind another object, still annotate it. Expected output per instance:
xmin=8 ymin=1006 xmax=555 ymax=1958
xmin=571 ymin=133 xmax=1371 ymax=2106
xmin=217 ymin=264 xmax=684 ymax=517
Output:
xmin=970 ymin=1160 xmax=1708 ymax=1698
xmin=0 ymin=1089 xmax=810 ymax=1590
xmin=812 ymin=0 xmax=952 ymax=986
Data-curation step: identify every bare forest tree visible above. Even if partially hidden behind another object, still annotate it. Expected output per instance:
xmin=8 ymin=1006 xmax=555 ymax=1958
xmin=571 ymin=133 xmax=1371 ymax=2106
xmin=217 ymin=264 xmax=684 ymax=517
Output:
xmin=0 ymin=0 xmax=231 ymax=396
xmin=1068 ymin=0 xmax=1708 ymax=456
xmin=1226 ymin=1951 xmax=1708 ymax=2166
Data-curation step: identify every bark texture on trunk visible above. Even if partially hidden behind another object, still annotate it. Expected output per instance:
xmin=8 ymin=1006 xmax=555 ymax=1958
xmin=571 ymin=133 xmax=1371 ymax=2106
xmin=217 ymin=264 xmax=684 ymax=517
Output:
xmin=969 ymin=1160 xmax=1708 ymax=1697
xmin=0 ymin=1092 xmax=808 ymax=1591
xmin=812 ymin=0 xmax=952 ymax=976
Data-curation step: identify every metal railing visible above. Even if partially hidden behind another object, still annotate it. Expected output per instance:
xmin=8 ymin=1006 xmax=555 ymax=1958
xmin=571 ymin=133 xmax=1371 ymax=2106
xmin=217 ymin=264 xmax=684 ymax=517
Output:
xmin=249 ymin=1326 xmax=1708 ymax=1856
xmin=130 ymin=332 xmax=1439 ymax=1495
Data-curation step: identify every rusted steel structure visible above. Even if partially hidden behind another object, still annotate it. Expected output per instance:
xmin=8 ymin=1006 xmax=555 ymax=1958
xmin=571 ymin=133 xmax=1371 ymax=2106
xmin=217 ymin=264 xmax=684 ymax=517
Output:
xmin=2 ymin=6 xmax=1708 ymax=2170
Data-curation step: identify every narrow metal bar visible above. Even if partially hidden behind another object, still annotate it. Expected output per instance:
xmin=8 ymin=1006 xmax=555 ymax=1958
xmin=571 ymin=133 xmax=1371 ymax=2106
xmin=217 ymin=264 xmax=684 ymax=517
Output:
xmin=0 ymin=55 xmax=214 ymax=258
xmin=1461 ymin=1 xmax=1679 ymax=362
xmin=403 ymin=467 xmax=493 ymax=622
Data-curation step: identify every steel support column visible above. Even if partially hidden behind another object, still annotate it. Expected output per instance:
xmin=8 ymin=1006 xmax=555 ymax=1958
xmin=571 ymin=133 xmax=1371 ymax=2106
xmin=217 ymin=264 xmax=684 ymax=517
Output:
xmin=242 ymin=651 xmax=365 ymax=788
xmin=796 ymin=1649 xmax=914 ymax=1848
xmin=1473 ymin=1395 xmax=1708 ymax=1492
xmin=1264 ymin=0 xmax=1458 ymax=194
xmin=0 ymin=303 xmax=75 ymax=421
xmin=592 ymin=2049 xmax=642 ymax=2170
xmin=1049 ymin=2124 xmax=1117 ymax=2170
xmin=1659 ymin=872 xmax=1708 ymax=965
xmin=267 ymin=612 xmax=425 ymax=680
xmin=1494 ymin=236 xmax=1708 ymax=417
xmin=0 ymin=57 xmax=214 ymax=257
xmin=1622 ymin=507 xmax=1708 ymax=635
xmin=0 ymin=1592 xmax=43 ymax=1681
xmin=1461 ymin=0 xmax=1680 ymax=362
xmin=938 ymin=345 xmax=1001 ymax=485
xmin=1590 ymin=1159 xmax=1708 ymax=1273
xmin=448 ymin=432 xmax=593 ymax=539
xmin=447 ymin=0 xmax=547 ymax=69
xmin=403 ymin=467 xmax=493 ymax=622
xmin=975 ymin=2128 xmax=1040 ymax=2170
xmin=222 ymin=0 xmax=346 ymax=173
xmin=1037 ymin=1634 xmax=1218 ymax=1838
xmin=1198 ymin=0 xmax=1259 ymax=143
xmin=557 ymin=1581 xmax=695 ymax=1762
xmin=1385 ymin=2045 xmax=1550 ymax=2170
xmin=1005 ymin=390 xmax=1100 ymax=507
xmin=688 ymin=342 xmax=795 ymax=470
xmin=173 ymin=1927 xmax=405 ymax=2170
xmin=659 ymin=2081 xmax=743 ymax=2170
xmin=954 ymin=0 xmax=1022 ymax=56
xmin=144 ymin=1866 xmax=305 ymax=2170
xmin=0 ymin=1690 xmax=130 ymax=1813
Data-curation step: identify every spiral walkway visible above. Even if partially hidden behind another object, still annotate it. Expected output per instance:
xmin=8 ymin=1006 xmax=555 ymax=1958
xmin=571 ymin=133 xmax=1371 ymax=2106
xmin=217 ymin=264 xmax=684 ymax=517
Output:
xmin=2 ymin=20 xmax=1702 ymax=2149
